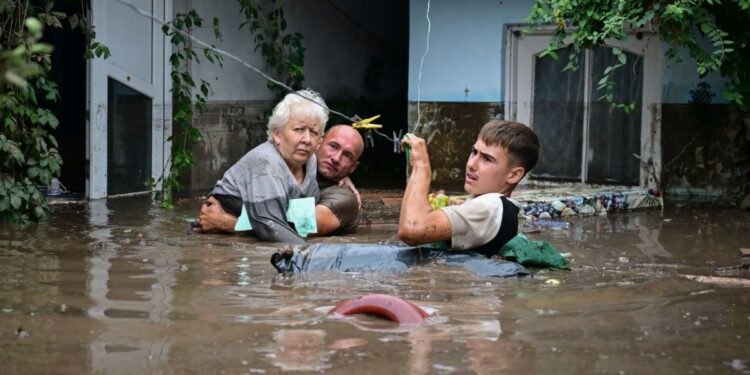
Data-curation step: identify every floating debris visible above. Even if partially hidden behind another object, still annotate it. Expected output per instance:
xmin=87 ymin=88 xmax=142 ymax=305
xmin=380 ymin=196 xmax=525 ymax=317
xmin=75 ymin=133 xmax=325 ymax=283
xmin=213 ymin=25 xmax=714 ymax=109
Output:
xmin=681 ymin=275 xmax=750 ymax=287
xmin=15 ymin=327 xmax=29 ymax=339
xmin=532 ymin=220 xmax=570 ymax=229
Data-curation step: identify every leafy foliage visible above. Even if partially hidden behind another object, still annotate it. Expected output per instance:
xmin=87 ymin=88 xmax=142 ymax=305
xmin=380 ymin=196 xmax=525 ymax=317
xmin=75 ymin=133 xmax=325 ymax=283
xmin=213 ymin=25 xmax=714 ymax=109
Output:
xmin=147 ymin=10 xmax=223 ymax=208
xmin=528 ymin=0 xmax=750 ymax=111
xmin=529 ymin=0 xmax=750 ymax=205
xmin=689 ymin=81 xmax=716 ymax=104
xmin=0 ymin=2 xmax=78 ymax=222
xmin=238 ymin=0 xmax=305 ymax=97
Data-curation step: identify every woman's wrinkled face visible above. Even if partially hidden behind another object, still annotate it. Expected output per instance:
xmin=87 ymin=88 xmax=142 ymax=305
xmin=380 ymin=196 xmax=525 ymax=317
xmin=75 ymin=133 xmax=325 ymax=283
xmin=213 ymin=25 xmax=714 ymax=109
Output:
xmin=272 ymin=112 xmax=322 ymax=170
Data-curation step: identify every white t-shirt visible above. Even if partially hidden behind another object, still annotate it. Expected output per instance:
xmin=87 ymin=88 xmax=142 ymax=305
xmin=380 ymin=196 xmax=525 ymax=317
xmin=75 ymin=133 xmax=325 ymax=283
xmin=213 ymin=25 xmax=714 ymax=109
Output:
xmin=440 ymin=193 xmax=521 ymax=250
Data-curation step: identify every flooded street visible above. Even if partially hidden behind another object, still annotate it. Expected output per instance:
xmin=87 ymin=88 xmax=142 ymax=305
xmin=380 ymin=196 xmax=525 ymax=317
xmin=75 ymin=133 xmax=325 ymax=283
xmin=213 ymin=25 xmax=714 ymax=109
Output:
xmin=1 ymin=196 xmax=749 ymax=374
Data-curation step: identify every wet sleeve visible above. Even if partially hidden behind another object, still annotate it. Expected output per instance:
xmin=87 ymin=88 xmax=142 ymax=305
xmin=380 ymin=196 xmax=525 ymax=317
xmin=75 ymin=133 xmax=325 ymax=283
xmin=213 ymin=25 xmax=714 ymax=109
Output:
xmin=237 ymin=158 xmax=305 ymax=244
xmin=318 ymin=185 xmax=359 ymax=232
xmin=440 ymin=194 xmax=504 ymax=250
xmin=246 ymin=198 xmax=305 ymax=244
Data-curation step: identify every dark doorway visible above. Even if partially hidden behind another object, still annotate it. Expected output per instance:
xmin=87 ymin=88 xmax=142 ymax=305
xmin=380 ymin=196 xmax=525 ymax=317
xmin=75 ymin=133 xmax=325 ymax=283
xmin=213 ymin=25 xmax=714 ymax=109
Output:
xmin=323 ymin=0 xmax=410 ymax=189
xmin=42 ymin=1 xmax=88 ymax=193
xmin=107 ymin=78 xmax=152 ymax=196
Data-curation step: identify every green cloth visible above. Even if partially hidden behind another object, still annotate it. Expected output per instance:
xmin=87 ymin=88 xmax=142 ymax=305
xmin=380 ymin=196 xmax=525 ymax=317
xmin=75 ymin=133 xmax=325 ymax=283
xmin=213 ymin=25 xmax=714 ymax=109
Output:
xmin=499 ymin=233 xmax=568 ymax=268
xmin=234 ymin=197 xmax=317 ymax=237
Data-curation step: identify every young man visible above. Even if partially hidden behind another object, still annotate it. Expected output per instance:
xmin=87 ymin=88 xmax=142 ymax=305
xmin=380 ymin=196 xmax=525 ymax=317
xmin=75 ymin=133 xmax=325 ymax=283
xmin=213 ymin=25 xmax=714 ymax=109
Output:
xmin=398 ymin=120 xmax=540 ymax=256
xmin=195 ymin=124 xmax=364 ymax=237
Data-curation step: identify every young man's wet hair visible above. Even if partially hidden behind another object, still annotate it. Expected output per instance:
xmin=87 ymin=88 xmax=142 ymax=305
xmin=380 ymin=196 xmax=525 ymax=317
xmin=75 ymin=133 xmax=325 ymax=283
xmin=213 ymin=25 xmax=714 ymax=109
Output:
xmin=478 ymin=120 xmax=540 ymax=177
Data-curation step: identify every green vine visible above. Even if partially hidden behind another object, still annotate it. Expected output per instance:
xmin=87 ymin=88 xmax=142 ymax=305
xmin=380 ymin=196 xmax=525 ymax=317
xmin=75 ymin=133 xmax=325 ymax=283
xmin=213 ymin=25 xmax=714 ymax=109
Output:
xmin=147 ymin=10 xmax=222 ymax=208
xmin=149 ymin=2 xmax=304 ymax=208
xmin=527 ymin=0 xmax=750 ymax=112
xmin=238 ymin=0 xmax=305 ymax=97
xmin=0 ymin=1 xmax=92 ymax=223
xmin=528 ymin=0 xmax=750 ymax=205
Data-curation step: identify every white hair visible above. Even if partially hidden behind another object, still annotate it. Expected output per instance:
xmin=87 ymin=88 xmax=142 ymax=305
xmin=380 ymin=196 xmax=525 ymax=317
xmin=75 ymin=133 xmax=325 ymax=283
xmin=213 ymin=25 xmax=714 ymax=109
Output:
xmin=267 ymin=89 xmax=329 ymax=140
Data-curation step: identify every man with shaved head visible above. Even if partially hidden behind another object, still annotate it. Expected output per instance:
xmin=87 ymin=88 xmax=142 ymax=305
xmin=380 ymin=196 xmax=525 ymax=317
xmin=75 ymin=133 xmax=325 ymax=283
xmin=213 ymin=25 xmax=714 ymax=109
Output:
xmin=314 ymin=124 xmax=365 ymax=235
xmin=196 ymin=124 xmax=365 ymax=236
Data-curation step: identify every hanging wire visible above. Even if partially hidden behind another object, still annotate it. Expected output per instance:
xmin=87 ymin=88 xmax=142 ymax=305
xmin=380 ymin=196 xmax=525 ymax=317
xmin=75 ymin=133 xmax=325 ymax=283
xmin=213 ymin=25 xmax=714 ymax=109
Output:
xmin=413 ymin=0 xmax=431 ymax=134
xmin=112 ymin=0 xmax=402 ymax=145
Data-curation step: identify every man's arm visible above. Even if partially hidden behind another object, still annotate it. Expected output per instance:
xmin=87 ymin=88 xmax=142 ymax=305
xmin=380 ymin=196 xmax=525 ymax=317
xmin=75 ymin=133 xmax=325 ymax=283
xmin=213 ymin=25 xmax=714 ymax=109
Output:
xmin=398 ymin=134 xmax=452 ymax=246
xmin=315 ymin=205 xmax=342 ymax=235
xmin=313 ymin=184 xmax=360 ymax=236
xmin=193 ymin=196 xmax=238 ymax=233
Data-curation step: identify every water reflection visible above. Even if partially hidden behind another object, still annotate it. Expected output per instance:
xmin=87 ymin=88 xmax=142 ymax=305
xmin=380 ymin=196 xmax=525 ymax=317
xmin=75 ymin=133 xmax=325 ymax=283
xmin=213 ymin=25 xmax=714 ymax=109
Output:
xmin=85 ymin=198 xmax=179 ymax=374
xmin=269 ymin=329 xmax=332 ymax=371
xmin=0 ymin=198 xmax=748 ymax=374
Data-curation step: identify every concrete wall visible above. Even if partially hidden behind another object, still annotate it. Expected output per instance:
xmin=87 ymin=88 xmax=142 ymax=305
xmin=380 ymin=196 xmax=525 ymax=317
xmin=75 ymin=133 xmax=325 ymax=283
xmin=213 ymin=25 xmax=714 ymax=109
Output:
xmin=661 ymin=42 xmax=726 ymax=104
xmin=180 ymin=0 xmax=407 ymax=101
xmin=661 ymin=104 xmax=748 ymax=203
xmin=407 ymin=0 xmax=726 ymax=104
xmin=179 ymin=101 xmax=273 ymax=192
xmin=406 ymin=0 xmax=733 ymax=193
xmin=408 ymin=102 xmax=503 ymax=191
xmin=408 ymin=0 xmax=530 ymax=103
xmin=173 ymin=0 xmax=409 ymax=192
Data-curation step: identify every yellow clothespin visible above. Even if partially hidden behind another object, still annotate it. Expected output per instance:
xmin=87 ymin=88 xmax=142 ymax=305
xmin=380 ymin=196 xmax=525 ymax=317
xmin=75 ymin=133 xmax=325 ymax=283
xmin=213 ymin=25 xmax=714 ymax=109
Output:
xmin=352 ymin=114 xmax=383 ymax=129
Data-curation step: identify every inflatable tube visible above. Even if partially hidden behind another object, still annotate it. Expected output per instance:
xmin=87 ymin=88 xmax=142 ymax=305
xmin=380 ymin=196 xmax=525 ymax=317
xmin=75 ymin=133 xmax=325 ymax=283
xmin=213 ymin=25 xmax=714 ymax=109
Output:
xmin=328 ymin=294 xmax=428 ymax=324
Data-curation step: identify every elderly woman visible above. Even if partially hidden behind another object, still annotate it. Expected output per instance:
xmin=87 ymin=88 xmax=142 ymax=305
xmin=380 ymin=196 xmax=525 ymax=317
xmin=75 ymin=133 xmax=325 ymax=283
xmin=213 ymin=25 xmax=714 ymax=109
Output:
xmin=194 ymin=89 xmax=328 ymax=243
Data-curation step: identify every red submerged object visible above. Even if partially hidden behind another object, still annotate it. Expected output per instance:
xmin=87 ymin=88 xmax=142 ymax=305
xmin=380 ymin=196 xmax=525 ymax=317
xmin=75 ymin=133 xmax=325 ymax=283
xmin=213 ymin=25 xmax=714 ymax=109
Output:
xmin=328 ymin=294 xmax=428 ymax=324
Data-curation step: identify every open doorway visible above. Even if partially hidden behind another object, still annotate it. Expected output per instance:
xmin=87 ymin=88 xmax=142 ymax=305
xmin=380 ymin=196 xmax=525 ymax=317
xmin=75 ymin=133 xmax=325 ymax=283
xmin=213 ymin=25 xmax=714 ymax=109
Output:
xmin=43 ymin=1 xmax=88 ymax=194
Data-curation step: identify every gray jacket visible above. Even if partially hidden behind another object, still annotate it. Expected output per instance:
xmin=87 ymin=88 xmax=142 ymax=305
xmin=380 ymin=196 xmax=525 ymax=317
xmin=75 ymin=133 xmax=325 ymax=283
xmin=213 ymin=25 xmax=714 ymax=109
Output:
xmin=212 ymin=141 xmax=319 ymax=243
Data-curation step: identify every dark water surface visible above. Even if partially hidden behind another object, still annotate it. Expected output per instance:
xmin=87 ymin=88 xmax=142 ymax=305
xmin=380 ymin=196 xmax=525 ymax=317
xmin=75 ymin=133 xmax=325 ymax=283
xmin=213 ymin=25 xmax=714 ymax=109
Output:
xmin=1 ymin=197 xmax=749 ymax=374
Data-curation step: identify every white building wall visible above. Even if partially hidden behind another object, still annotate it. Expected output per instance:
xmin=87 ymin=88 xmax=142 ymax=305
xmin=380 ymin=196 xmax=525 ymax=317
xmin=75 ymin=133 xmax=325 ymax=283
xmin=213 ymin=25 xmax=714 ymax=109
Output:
xmin=408 ymin=0 xmax=727 ymax=104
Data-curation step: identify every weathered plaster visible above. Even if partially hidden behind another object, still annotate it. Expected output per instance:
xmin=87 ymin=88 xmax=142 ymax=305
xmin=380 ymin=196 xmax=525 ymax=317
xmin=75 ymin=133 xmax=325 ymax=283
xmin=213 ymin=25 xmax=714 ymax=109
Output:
xmin=407 ymin=101 xmax=503 ymax=191
xmin=661 ymin=103 xmax=750 ymax=203
xmin=180 ymin=101 xmax=273 ymax=193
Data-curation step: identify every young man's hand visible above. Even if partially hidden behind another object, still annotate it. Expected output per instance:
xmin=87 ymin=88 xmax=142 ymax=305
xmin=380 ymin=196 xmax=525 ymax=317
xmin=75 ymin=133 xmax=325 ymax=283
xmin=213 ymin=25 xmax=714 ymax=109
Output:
xmin=193 ymin=196 xmax=238 ymax=233
xmin=401 ymin=133 xmax=430 ymax=170
xmin=398 ymin=133 xmax=452 ymax=246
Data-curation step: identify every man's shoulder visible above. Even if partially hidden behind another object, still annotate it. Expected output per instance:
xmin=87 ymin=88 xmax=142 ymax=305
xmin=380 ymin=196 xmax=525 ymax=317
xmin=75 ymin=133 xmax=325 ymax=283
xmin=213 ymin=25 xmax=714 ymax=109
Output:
xmin=320 ymin=183 xmax=356 ymax=202
xmin=458 ymin=192 xmax=503 ymax=208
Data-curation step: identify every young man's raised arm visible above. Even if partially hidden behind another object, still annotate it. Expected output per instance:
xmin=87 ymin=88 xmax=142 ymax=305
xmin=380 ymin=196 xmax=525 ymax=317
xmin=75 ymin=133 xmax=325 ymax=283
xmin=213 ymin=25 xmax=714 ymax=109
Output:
xmin=398 ymin=134 xmax=452 ymax=246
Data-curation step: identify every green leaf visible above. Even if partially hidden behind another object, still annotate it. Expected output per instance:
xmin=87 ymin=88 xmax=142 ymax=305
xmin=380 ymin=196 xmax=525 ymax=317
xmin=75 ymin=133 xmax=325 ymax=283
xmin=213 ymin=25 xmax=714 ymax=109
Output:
xmin=8 ymin=143 xmax=24 ymax=164
xmin=25 ymin=17 xmax=43 ymax=38
xmin=4 ymin=71 xmax=28 ymax=88
xmin=34 ymin=206 xmax=45 ymax=218
xmin=47 ymin=115 xmax=59 ymax=129
xmin=69 ymin=14 xmax=80 ymax=29
xmin=10 ymin=195 xmax=21 ymax=209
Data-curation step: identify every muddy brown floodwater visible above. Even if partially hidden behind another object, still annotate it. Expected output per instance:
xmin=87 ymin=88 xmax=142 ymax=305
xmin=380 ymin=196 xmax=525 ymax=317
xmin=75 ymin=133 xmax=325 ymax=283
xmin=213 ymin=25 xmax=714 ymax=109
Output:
xmin=1 ymin=196 xmax=749 ymax=374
